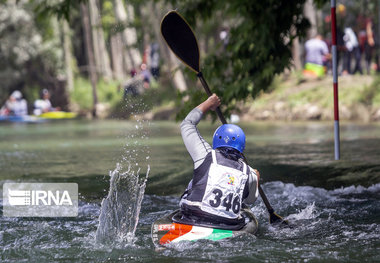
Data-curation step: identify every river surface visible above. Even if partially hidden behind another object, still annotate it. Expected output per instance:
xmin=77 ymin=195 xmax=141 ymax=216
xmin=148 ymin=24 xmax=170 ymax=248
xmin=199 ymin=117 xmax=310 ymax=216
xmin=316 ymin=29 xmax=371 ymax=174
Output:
xmin=0 ymin=120 xmax=379 ymax=262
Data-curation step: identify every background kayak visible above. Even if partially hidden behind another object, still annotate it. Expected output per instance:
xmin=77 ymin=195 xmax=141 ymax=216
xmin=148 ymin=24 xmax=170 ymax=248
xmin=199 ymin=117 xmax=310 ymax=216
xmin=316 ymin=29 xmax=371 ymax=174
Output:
xmin=0 ymin=115 xmax=45 ymax=123
xmin=0 ymin=112 xmax=77 ymax=123
xmin=38 ymin=111 xmax=77 ymax=119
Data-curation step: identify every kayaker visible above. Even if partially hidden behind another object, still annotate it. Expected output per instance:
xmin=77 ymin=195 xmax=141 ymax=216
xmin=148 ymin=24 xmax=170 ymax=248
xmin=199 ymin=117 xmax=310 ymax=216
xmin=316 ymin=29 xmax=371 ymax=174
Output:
xmin=179 ymin=94 xmax=260 ymax=226
xmin=33 ymin=89 xmax=60 ymax=115
xmin=0 ymin=90 xmax=28 ymax=116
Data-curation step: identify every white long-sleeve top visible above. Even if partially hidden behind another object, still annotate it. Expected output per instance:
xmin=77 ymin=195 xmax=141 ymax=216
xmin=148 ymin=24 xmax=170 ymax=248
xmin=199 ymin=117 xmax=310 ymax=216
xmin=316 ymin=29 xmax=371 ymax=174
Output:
xmin=180 ymin=108 xmax=259 ymax=205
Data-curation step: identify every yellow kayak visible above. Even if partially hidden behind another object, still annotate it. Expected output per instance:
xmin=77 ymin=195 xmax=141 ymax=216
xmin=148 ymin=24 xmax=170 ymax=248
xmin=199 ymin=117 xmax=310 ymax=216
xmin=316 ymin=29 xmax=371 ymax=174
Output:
xmin=38 ymin=111 xmax=77 ymax=119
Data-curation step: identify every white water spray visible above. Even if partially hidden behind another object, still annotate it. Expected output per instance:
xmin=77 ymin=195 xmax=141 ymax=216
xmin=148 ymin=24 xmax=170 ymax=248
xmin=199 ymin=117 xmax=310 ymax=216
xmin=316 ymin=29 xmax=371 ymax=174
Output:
xmin=96 ymin=97 xmax=151 ymax=244
xmin=96 ymin=163 xmax=149 ymax=244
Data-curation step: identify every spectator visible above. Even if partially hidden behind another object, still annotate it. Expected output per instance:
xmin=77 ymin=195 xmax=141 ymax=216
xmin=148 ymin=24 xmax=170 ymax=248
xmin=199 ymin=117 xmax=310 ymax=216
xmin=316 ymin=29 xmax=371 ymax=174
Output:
xmin=150 ymin=43 xmax=160 ymax=79
xmin=364 ymin=19 xmax=376 ymax=74
xmin=140 ymin=63 xmax=151 ymax=90
xmin=33 ymin=89 xmax=60 ymax=115
xmin=303 ymin=34 xmax=330 ymax=78
xmin=0 ymin=90 xmax=28 ymax=116
xmin=343 ymin=27 xmax=362 ymax=75
xmin=123 ymin=64 xmax=151 ymax=98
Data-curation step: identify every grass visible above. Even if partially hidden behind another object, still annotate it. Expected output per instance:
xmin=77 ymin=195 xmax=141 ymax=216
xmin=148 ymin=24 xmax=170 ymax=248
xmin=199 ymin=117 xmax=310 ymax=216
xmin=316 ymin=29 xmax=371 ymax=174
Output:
xmin=251 ymin=73 xmax=379 ymax=114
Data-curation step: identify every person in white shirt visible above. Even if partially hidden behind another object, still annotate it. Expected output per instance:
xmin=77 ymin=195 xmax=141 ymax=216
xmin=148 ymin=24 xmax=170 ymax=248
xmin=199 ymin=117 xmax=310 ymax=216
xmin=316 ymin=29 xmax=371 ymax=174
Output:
xmin=343 ymin=27 xmax=362 ymax=75
xmin=0 ymin=90 xmax=28 ymax=116
xmin=33 ymin=89 xmax=59 ymax=115
xmin=304 ymin=34 xmax=330 ymax=78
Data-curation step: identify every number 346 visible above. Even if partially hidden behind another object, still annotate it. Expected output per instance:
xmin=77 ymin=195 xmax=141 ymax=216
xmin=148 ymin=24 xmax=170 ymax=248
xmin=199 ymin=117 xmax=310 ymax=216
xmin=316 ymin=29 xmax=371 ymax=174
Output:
xmin=209 ymin=188 xmax=240 ymax=214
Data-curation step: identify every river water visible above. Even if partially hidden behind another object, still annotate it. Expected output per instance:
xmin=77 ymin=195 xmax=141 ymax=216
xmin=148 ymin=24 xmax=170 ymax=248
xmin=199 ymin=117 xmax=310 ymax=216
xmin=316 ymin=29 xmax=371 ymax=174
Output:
xmin=0 ymin=120 xmax=379 ymax=262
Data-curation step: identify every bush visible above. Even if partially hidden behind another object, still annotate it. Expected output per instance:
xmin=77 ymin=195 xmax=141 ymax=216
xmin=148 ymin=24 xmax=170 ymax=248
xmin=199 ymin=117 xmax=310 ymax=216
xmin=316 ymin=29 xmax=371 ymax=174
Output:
xmin=70 ymin=77 xmax=121 ymax=112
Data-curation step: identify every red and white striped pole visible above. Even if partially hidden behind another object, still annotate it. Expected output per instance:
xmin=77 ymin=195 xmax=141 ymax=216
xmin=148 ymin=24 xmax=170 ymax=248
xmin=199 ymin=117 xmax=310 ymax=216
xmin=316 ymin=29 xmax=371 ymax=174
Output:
xmin=331 ymin=0 xmax=340 ymax=160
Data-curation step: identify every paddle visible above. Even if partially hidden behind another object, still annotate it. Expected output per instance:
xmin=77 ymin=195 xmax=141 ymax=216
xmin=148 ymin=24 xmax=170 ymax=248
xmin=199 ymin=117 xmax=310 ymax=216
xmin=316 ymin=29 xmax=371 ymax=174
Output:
xmin=161 ymin=10 xmax=288 ymax=225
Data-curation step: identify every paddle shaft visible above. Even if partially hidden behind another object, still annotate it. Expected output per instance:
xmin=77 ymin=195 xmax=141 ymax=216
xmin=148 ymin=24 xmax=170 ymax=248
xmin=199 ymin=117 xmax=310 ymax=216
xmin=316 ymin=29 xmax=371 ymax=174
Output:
xmin=196 ymin=72 xmax=276 ymax=217
xmin=197 ymin=72 xmax=227 ymax=124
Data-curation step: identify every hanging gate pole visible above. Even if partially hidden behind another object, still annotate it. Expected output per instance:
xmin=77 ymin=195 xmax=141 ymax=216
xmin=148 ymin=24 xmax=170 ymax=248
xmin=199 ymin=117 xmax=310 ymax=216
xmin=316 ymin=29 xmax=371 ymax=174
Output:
xmin=331 ymin=0 xmax=340 ymax=160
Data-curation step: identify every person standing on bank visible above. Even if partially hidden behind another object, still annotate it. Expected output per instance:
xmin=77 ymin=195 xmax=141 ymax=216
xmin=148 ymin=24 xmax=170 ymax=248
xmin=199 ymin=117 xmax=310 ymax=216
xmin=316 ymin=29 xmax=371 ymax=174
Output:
xmin=179 ymin=94 xmax=260 ymax=225
xmin=303 ymin=34 xmax=330 ymax=78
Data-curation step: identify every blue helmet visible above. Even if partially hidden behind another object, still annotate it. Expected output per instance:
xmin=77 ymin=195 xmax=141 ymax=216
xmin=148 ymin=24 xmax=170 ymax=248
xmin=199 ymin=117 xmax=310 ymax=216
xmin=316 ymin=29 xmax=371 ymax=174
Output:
xmin=212 ymin=124 xmax=246 ymax=153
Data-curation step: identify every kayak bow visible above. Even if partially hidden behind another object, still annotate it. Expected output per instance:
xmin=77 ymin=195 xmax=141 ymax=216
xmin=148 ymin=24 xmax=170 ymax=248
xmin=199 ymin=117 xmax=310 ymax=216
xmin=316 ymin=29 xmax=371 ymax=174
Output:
xmin=151 ymin=208 xmax=258 ymax=248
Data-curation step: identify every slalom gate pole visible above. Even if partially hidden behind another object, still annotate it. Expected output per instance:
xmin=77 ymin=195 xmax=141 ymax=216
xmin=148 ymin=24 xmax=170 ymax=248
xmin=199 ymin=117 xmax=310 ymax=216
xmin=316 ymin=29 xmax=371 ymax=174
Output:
xmin=331 ymin=0 xmax=340 ymax=160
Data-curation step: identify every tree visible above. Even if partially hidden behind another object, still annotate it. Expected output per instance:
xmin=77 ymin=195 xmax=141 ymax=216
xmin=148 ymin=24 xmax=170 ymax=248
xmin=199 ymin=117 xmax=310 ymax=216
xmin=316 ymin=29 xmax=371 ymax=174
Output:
xmin=304 ymin=0 xmax=318 ymax=39
xmin=113 ymin=0 xmax=141 ymax=72
xmin=141 ymin=1 xmax=187 ymax=91
xmin=62 ymin=19 xmax=74 ymax=91
xmin=110 ymin=32 xmax=126 ymax=80
xmin=89 ymin=0 xmax=112 ymax=80
xmin=166 ymin=0 xmax=313 ymax=118
xmin=81 ymin=2 xmax=98 ymax=117
xmin=0 ymin=1 xmax=66 ymax=107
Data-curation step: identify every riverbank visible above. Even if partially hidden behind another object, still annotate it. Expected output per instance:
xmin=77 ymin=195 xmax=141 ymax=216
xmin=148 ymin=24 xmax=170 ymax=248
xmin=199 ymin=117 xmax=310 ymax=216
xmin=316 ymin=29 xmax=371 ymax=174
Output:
xmin=137 ymin=73 xmax=380 ymax=122
xmin=240 ymin=73 xmax=380 ymax=122
xmin=67 ymin=73 xmax=380 ymax=122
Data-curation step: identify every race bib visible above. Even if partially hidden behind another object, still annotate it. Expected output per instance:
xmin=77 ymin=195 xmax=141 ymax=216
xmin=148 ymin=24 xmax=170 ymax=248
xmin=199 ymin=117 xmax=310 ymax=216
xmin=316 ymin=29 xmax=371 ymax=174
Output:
xmin=201 ymin=151 xmax=248 ymax=219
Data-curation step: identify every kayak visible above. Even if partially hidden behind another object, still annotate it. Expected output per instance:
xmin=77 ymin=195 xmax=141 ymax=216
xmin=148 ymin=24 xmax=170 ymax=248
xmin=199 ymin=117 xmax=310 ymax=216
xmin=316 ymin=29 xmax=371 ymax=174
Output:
xmin=0 ymin=115 xmax=45 ymax=123
xmin=0 ymin=112 xmax=77 ymax=124
xmin=38 ymin=111 xmax=77 ymax=119
xmin=151 ymin=208 xmax=258 ymax=248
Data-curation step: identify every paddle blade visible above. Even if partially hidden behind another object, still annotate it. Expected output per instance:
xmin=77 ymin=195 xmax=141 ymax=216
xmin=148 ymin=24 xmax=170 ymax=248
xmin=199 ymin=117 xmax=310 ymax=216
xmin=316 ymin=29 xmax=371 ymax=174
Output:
xmin=161 ymin=11 xmax=200 ymax=73
xmin=269 ymin=211 xmax=289 ymax=225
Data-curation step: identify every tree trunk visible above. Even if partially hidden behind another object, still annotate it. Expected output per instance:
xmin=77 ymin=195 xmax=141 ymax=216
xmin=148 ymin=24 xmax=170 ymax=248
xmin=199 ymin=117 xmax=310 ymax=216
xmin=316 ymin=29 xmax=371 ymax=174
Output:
xmin=62 ymin=19 xmax=74 ymax=91
xmin=142 ymin=2 xmax=187 ymax=92
xmin=81 ymin=2 xmax=98 ymax=118
xmin=110 ymin=33 xmax=125 ymax=80
xmin=292 ymin=36 xmax=302 ymax=70
xmin=304 ymin=0 xmax=318 ymax=39
xmin=113 ymin=0 xmax=141 ymax=72
xmin=88 ymin=0 xmax=112 ymax=80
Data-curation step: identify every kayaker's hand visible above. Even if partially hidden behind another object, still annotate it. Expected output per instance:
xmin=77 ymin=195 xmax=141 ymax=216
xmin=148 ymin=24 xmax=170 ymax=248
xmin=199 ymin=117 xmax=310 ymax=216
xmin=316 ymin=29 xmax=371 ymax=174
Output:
xmin=207 ymin=94 xmax=221 ymax=111
xmin=197 ymin=93 xmax=221 ymax=113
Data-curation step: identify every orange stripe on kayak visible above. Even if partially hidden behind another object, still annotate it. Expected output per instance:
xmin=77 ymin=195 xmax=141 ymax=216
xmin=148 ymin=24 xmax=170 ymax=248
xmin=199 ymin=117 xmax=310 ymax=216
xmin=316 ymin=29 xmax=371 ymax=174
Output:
xmin=159 ymin=223 xmax=193 ymax=244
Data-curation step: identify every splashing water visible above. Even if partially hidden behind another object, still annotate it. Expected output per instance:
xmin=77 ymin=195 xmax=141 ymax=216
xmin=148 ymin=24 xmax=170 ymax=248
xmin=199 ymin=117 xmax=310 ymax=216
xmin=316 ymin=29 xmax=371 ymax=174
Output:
xmin=286 ymin=202 xmax=319 ymax=221
xmin=95 ymin=163 xmax=149 ymax=244
xmin=96 ymin=98 xmax=150 ymax=245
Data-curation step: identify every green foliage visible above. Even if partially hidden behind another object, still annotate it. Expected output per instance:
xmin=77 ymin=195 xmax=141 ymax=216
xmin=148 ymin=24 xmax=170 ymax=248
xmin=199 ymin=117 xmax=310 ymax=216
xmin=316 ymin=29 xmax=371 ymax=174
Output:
xmin=361 ymin=75 xmax=380 ymax=107
xmin=70 ymin=77 xmax=121 ymax=111
xmin=101 ymin=0 xmax=116 ymax=40
xmin=70 ymin=76 xmax=176 ymax=118
xmin=165 ymin=0 xmax=315 ymax=119
xmin=70 ymin=77 xmax=93 ymax=110
xmin=0 ymin=1 xmax=63 ymax=105
xmin=33 ymin=0 xmax=86 ymax=21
